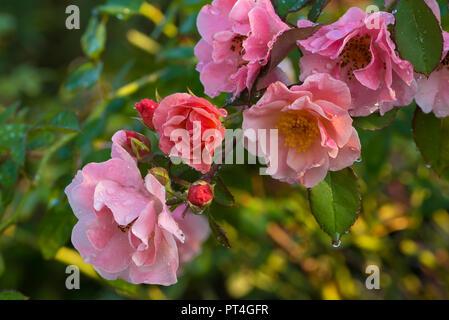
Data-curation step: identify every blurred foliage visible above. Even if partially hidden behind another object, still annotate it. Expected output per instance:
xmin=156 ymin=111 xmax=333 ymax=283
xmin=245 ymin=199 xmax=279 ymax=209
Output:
xmin=0 ymin=0 xmax=449 ymax=300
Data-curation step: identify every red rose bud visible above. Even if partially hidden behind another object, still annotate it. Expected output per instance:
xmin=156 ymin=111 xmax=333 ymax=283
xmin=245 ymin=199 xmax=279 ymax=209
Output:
xmin=187 ymin=181 xmax=214 ymax=210
xmin=135 ymin=99 xmax=159 ymax=130
xmin=124 ymin=131 xmax=151 ymax=160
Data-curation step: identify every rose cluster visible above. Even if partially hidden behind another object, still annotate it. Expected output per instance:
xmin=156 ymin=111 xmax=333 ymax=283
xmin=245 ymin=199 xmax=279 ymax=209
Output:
xmin=65 ymin=0 xmax=449 ymax=285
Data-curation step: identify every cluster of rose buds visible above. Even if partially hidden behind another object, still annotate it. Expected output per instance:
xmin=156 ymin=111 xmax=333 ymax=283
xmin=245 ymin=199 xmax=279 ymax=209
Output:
xmin=65 ymin=0 xmax=449 ymax=286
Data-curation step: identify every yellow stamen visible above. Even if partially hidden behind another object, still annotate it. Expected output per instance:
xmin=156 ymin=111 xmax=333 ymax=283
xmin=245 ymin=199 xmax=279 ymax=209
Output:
xmin=276 ymin=111 xmax=320 ymax=153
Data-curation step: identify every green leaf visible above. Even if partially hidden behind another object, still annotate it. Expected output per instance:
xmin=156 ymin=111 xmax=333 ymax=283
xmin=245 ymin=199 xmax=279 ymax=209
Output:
xmin=0 ymin=158 xmax=19 ymax=209
xmin=308 ymin=0 xmax=330 ymax=22
xmin=353 ymin=109 xmax=398 ymax=131
xmin=64 ymin=61 xmax=103 ymax=92
xmin=308 ymin=168 xmax=361 ymax=243
xmin=0 ymin=123 xmax=29 ymax=165
xmin=27 ymin=129 xmax=56 ymax=150
xmin=106 ymin=279 xmax=139 ymax=297
xmin=0 ymin=290 xmax=28 ymax=300
xmin=160 ymin=46 xmax=194 ymax=60
xmin=413 ymin=107 xmax=449 ymax=176
xmin=395 ymin=0 xmax=443 ymax=75
xmin=81 ymin=15 xmax=107 ymax=59
xmin=207 ymin=214 xmax=231 ymax=248
xmin=49 ymin=110 xmax=80 ymax=132
xmin=273 ymin=0 xmax=312 ymax=19
xmin=38 ymin=202 xmax=77 ymax=259
xmin=98 ymin=0 xmax=143 ymax=18
xmin=0 ymin=101 xmax=20 ymax=124
xmin=0 ymin=158 xmax=19 ymax=188
xmin=213 ymin=177 xmax=236 ymax=207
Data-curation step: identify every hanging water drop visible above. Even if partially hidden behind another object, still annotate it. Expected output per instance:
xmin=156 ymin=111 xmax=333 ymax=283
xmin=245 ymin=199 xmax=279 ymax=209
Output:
xmin=426 ymin=164 xmax=432 ymax=169
xmin=331 ymin=239 xmax=341 ymax=248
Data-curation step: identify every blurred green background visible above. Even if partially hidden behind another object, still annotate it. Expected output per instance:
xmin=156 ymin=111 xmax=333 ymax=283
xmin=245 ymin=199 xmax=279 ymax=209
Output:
xmin=1 ymin=0 xmax=449 ymax=300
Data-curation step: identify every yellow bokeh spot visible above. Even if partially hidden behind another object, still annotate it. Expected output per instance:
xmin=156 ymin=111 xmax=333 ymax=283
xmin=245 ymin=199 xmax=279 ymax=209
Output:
xmin=127 ymin=29 xmax=161 ymax=55
xmin=322 ymin=282 xmax=341 ymax=300
xmin=433 ymin=209 xmax=449 ymax=233
xmin=276 ymin=111 xmax=319 ymax=153
xmin=227 ymin=271 xmax=253 ymax=298
xmin=400 ymin=239 xmax=418 ymax=255
xmin=54 ymin=247 xmax=98 ymax=279
xmin=139 ymin=2 xmax=178 ymax=38
xmin=419 ymin=250 xmax=436 ymax=268
xmin=354 ymin=235 xmax=382 ymax=251
xmin=147 ymin=286 xmax=167 ymax=300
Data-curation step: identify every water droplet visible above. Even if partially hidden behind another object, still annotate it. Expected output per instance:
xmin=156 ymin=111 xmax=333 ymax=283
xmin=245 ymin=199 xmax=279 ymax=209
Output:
xmin=392 ymin=9 xmax=397 ymax=15
xmin=355 ymin=157 xmax=362 ymax=163
xmin=426 ymin=164 xmax=432 ymax=169
xmin=332 ymin=240 xmax=341 ymax=248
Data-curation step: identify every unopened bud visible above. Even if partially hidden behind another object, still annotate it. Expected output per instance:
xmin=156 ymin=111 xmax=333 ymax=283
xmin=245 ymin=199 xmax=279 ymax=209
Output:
xmin=135 ymin=99 xmax=159 ymax=130
xmin=149 ymin=167 xmax=171 ymax=188
xmin=187 ymin=181 xmax=214 ymax=212
xmin=124 ymin=131 xmax=151 ymax=160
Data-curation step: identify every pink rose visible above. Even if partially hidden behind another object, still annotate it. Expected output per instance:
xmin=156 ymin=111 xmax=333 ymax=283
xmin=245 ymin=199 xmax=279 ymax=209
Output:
xmin=242 ymin=73 xmax=361 ymax=188
xmin=172 ymin=205 xmax=210 ymax=265
xmin=65 ymin=130 xmax=206 ymax=285
xmin=415 ymin=32 xmax=449 ymax=118
xmin=412 ymin=0 xmax=449 ymax=119
xmin=297 ymin=7 xmax=416 ymax=117
xmin=195 ymin=0 xmax=290 ymax=98
xmin=152 ymin=93 xmax=227 ymax=174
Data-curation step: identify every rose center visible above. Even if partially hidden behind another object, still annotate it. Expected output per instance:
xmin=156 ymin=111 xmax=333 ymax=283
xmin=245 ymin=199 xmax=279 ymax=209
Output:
xmin=230 ymin=35 xmax=247 ymax=56
xmin=339 ymin=35 xmax=372 ymax=80
xmin=276 ymin=111 xmax=320 ymax=153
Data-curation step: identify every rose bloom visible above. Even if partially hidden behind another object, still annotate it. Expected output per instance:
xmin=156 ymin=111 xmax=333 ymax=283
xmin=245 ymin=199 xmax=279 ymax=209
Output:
xmin=195 ymin=0 xmax=290 ymax=98
xmin=152 ymin=93 xmax=227 ymax=174
xmin=65 ymin=130 xmax=209 ymax=285
xmin=413 ymin=1 xmax=449 ymax=118
xmin=172 ymin=205 xmax=210 ymax=264
xmin=297 ymin=7 xmax=416 ymax=117
xmin=242 ymin=73 xmax=361 ymax=188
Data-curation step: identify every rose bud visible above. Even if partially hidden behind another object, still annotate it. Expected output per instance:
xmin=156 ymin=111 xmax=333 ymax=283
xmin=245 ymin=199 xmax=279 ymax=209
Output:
xmin=135 ymin=98 xmax=159 ymax=130
xmin=148 ymin=167 xmax=171 ymax=188
xmin=124 ymin=130 xmax=151 ymax=160
xmin=187 ymin=181 xmax=214 ymax=212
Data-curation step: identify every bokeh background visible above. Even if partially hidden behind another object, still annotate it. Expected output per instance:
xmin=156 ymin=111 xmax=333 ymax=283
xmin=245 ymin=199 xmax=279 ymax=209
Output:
xmin=1 ymin=0 xmax=449 ymax=300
